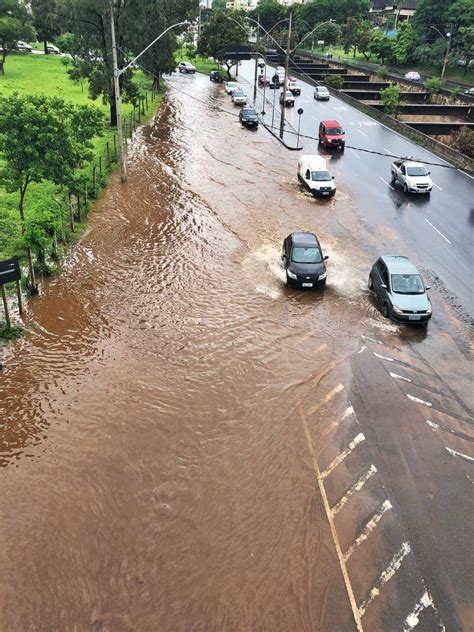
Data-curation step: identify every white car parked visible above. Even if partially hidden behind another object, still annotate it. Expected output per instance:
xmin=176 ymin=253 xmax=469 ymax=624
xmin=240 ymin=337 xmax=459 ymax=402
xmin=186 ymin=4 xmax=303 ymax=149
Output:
xmin=404 ymin=71 xmax=421 ymax=81
xmin=390 ymin=159 xmax=433 ymax=194
xmin=16 ymin=40 xmax=32 ymax=52
xmin=224 ymin=81 xmax=240 ymax=95
xmin=231 ymin=90 xmax=247 ymax=106
xmin=314 ymin=85 xmax=330 ymax=100
xmin=46 ymin=43 xmax=61 ymax=55
xmin=178 ymin=61 xmax=196 ymax=74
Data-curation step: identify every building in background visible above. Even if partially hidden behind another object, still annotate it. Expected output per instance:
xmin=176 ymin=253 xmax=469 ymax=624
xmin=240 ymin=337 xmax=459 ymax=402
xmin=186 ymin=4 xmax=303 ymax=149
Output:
xmin=370 ymin=1 xmax=418 ymax=28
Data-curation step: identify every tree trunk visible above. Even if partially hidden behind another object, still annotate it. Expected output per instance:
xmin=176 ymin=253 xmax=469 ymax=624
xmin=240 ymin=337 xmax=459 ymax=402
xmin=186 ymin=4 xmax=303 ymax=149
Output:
xmin=27 ymin=247 xmax=38 ymax=294
xmin=44 ymin=40 xmax=49 ymax=55
xmin=110 ymin=99 xmax=117 ymax=127
xmin=0 ymin=61 xmax=4 ymax=76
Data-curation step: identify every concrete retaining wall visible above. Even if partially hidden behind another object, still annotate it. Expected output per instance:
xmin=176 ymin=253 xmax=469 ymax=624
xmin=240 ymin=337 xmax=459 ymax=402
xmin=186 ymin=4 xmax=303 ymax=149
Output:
xmin=406 ymin=121 xmax=474 ymax=135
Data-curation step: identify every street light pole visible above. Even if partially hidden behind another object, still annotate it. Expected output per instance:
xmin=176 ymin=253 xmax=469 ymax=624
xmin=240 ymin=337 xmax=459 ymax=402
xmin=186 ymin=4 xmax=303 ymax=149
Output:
xmin=279 ymin=11 xmax=292 ymax=139
xmin=430 ymin=25 xmax=451 ymax=80
xmin=110 ymin=2 xmax=127 ymax=182
xmin=253 ymin=15 xmax=260 ymax=102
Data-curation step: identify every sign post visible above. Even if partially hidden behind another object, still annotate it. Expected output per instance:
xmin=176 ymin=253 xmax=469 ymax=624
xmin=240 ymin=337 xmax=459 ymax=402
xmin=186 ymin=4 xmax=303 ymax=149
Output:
xmin=0 ymin=258 xmax=22 ymax=328
xmin=297 ymin=107 xmax=304 ymax=148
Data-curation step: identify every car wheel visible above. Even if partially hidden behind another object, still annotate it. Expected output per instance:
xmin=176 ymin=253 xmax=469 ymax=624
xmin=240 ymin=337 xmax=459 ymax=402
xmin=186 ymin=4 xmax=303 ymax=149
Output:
xmin=318 ymin=137 xmax=322 ymax=144
xmin=368 ymin=275 xmax=374 ymax=290
xmin=383 ymin=303 xmax=390 ymax=319
xmin=403 ymin=183 xmax=409 ymax=193
xmin=390 ymin=173 xmax=396 ymax=184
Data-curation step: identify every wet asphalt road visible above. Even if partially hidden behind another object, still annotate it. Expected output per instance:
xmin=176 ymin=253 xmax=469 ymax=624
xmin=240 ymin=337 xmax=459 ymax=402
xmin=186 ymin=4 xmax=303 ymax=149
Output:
xmin=237 ymin=60 xmax=474 ymax=321
xmin=0 ymin=72 xmax=473 ymax=631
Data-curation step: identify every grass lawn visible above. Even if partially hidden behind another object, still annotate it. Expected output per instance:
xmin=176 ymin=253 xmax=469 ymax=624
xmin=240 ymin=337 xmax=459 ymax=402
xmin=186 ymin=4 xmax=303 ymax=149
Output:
xmin=0 ymin=52 xmax=163 ymax=265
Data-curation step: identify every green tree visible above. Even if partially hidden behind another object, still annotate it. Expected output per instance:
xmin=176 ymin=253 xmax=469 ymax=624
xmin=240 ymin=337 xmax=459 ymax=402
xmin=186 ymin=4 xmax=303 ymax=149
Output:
xmin=197 ymin=11 xmax=249 ymax=79
xmin=380 ymin=83 xmax=400 ymax=117
xmin=452 ymin=126 xmax=474 ymax=158
xmin=341 ymin=17 xmax=365 ymax=58
xmin=299 ymin=0 xmax=370 ymax=26
xmin=412 ymin=0 xmax=456 ymax=41
xmin=31 ymin=0 xmax=61 ymax=54
xmin=368 ymin=29 xmax=394 ymax=65
xmin=0 ymin=0 xmax=35 ymax=75
xmin=357 ymin=28 xmax=372 ymax=59
xmin=322 ymin=73 xmax=344 ymax=89
xmin=0 ymin=93 xmax=103 ymax=290
xmin=424 ymin=77 xmax=443 ymax=94
xmin=313 ymin=22 xmax=341 ymax=51
xmin=392 ymin=20 xmax=414 ymax=65
xmin=249 ymin=0 xmax=285 ymax=33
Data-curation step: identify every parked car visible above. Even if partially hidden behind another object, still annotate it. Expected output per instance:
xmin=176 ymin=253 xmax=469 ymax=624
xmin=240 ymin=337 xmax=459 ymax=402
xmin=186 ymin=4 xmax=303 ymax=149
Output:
xmin=314 ymin=85 xmax=330 ymax=100
xmin=210 ymin=70 xmax=224 ymax=83
xmin=390 ymin=159 xmax=432 ymax=194
xmin=239 ymin=106 xmax=259 ymax=128
xmin=464 ymin=87 xmax=474 ymax=96
xmin=46 ymin=43 xmax=61 ymax=55
xmin=288 ymin=78 xmax=301 ymax=95
xmin=276 ymin=66 xmax=285 ymax=81
xmin=282 ymin=232 xmax=328 ymax=288
xmin=178 ymin=61 xmax=196 ymax=74
xmin=257 ymin=58 xmax=265 ymax=68
xmin=269 ymin=75 xmax=280 ymax=89
xmin=232 ymin=90 xmax=247 ymax=106
xmin=280 ymin=91 xmax=295 ymax=107
xmin=457 ymin=59 xmax=474 ymax=67
xmin=368 ymin=256 xmax=432 ymax=324
xmin=404 ymin=71 xmax=421 ymax=81
xmin=258 ymin=74 xmax=270 ymax=87
xmin=224 ymin=81 xmax=239 ymax=94
xmin=298 ymin=155 xmax=336 ymax=198
xmin=16 ymin=40 xmax=32 ymax=52
xmin=318 ymin=120 xmax=345 ymax=150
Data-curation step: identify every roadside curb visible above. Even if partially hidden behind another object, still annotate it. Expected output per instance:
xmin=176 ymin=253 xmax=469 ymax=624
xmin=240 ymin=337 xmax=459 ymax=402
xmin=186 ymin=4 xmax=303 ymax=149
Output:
xmin=259 ymin=118 xmax=303 ymax=150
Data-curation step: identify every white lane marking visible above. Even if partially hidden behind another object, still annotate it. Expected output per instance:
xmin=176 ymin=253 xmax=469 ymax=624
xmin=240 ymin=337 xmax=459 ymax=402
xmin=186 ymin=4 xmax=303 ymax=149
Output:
xmin=458 ymin=169 xmax=474 ymax=180
xmin=374 ymin=351 xmax=395 ymax=362
xmin=322 ymin=433 xmax=366 ymax=480
xmin=308 ymin=383 xmax=344 ymax=415
xmin=362 ymin=334 xmax=383 ymax=345
xmin=333 ymin=106 xmax=348 ymax=111
xmin=403 ymin=591 xmax=436 ymax=631
xmin=358 ymin=345 xmax=367 ymax=353
xmin=358 ymin=542 xmax=411 ymax=617
xmin=446 ymin=447 xmax=474 ymax=463
xmin=344 ymin=500 xmax=393 ymax=561
xmin=348 ymin=148 xmax=361 ymax=159
xmin=331 ymin=465 xmax=378 ymax=516
xmin=424 ymin=219 xmax=451 ymax=244
xmin=356 ymin=128 xmax=368 ymax=137
xmin=407 ymin=394 xmax=432 ymax=407
xmin=379 ymin=176 xmax=395 ymax=190
xmin=426 ymin=420 xmax=440 ymax=430
xmin=342 ymin=405 xmax=354 ymax=420
xmin=384 ymin=147 xmax=395 ymax=155
xmin=390 ymin=372 xmax=412 ymax=383
xmin=432 ymin=181 xmax=443 ymax=191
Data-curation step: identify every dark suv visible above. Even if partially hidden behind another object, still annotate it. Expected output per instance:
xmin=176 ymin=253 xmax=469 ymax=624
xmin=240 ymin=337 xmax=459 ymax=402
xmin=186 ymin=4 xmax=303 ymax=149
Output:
xmin=210 ymin=70 xmax=224 ymax=83
xmin=239 ymin=106 xmax=259 ymax=128
xmin=282 ymin=232 xmax=328 ymax=288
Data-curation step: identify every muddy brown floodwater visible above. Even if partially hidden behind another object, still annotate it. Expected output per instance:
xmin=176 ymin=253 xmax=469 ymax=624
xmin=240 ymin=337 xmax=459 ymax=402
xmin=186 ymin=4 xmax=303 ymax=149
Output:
xmin=0 ymin=74 xmax=471 ymax=631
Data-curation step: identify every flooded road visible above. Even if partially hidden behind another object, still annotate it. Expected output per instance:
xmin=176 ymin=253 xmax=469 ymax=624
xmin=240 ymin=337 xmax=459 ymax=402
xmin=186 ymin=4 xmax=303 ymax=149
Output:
xmin=0 ymin=74 xmax=472 ymax=631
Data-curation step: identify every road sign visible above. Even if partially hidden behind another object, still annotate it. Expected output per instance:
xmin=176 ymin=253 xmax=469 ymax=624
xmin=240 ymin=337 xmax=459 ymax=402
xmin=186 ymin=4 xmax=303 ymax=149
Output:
xmin=0 ymin=258 xmax=21 ymax=285
xmin=297 ymin=107 xmax=304 ymax=115
xmin=317 ymin=40 xmax=325 ymax=45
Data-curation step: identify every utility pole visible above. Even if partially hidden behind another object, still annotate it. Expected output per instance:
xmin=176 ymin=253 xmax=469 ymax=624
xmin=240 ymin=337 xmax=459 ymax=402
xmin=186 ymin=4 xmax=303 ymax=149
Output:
xmin=441 ymin=32 xmax=451 ymax=80
xmin=253 ymin=14 xmax=260 ymax=102
xmin=279 ymin=11 xmax=292 ymax=139
xmin=110 ymin=1 xmax=127 ymax=183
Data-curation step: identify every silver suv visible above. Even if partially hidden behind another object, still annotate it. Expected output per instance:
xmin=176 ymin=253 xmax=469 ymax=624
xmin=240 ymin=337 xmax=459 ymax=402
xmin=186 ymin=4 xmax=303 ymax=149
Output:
xmin=368 ymin=256 xmax=432 ymax=324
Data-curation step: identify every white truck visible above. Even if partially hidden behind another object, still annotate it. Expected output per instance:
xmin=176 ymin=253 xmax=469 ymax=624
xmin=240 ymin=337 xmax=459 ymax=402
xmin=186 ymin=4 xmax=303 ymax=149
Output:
xmin=298 ymin=155 xmax=336 ymax=198
xmin=390 ymin=159 xmax=433 ymax=194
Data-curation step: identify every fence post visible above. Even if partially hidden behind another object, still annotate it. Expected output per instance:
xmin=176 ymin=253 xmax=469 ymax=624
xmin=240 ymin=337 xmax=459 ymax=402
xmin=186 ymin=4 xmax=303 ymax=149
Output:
xmin=130 ymin=111 xmax=133 ymax=136
xmin=141 ymin=95 xmax=145 ymax=116
xmin=106 ymin=141 xmax=110 ymax=167
xmin=93 ymin=166 xmax=97 ymax=198
xmin=145 ymin=92 xmax=148 ymax=111
xmin=99 ymin=156 xmax=103 ymax=176
xmin=68 ymin=192 xmax=75 ymax=232
xmin=76 ymin=193 xmax=81 ymax=223
xmin=84 ymin=183 xmax=88 ymax=209
xmin=1 ymin=284 xmax=11 ymax=329
xmin=113 ymin=134 xmax=117 ymax=160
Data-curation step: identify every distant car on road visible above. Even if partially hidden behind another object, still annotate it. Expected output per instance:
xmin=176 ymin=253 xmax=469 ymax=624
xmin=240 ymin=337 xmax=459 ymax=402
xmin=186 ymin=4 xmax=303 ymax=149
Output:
xmin=224 ymin=81 xmax=239 ymax=94
xmin=276 ymin=66 xmax=285 ymax=81
xmin=314 ymin=85 xmax=330 ymax=100
xmin=298 ymin=155 xmax=336 ymax=198
xmin=404 ymin=71 xmax=421 ymax=81
xmin=258 ymin=74 xmax=270 ymax=87
xmin=239 ymin=106 xmax=259 ymax=128
xmin=46 ymin=43 xmax=61 ymax=55
xmin=464 ymin=87 xmax=474 ymax=96
xmin=232 ymin=89 xmax=247 ymax=106
xmin=279 ymin=90 xmax=295 ymax=107
xmin=257 ymin=58 xmax=265 ymax=68
xmin=318 ymin=120 xmax=345 ymax=150
xmin=282 ymin=232 xmax=328 ymax=288
xmin=178 ymin=61 xmax=196 ymax=74
xmin=390 ymin=159 xmax=433 ymax=194
xmin=288 ymin=78 xmax=301 ymax=95
xmin=15 ymin=40 xmax=32 ymax=52
xmin=368 ymin=256 xmax=432 ymax=324
xmin=210 ymin=70 xmax=224 ymax=83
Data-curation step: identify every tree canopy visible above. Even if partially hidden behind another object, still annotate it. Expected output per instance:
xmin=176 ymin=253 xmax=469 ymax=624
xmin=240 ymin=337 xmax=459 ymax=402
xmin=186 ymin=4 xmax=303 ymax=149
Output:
xmin=0 ymin=0 xmax=35 ymax=74
xmin=197 ymin=11 xmax=249 ymax=79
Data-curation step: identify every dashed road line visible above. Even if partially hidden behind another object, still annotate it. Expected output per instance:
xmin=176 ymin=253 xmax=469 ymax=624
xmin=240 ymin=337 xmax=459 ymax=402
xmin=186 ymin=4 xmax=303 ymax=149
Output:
xmin=432 ymin=181 xmax=443 ymax=191
xmin=308 ymin=383 xmax=344 ymax=415
xmin=374 ymin=351 xmax=395 ymax=362
xmin=348 ymin=148 xmax=360 ymax=159
xmin=445 ymin=447 xmax=474 ymax=463
xmin=361 ymin=334 xmax=383 ymax=345
xmin=383 ymin=147 xmax=395 ymax=155
xmin=331 ymin=465 xmax=378 ymax=516
xmin=403 ymin=590 xmax=445 ymax=631
xmin=358 ymin=542 xmax=411 ymax=617
xmin=379 ymin=176 xmax=395 ymax=190
xmin=344 ymin=500 xmax=393 ymax=562
xmin=424 ymin=219 xmax=451 ymax=244
xmin=426 ymin=420 xmax=474 ymax=443
xmin=407 ymin=394 xmax=432 ymax=407
xmin=356 ymin=128 xmax=368 ymax=137
xmin=389 ymin=372 xmax=412 ymax=383
xmin=342 ymin=405 xmax=355 ymax=421
xmin=322 ymin=433 xmax=366 ymax=480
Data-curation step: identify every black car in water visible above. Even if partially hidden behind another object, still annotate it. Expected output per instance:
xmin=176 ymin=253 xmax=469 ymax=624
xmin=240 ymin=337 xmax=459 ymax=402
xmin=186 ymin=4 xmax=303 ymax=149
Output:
xmin=239 ymin=106 xmax=259 ymax=128
xmin=210 ymin=70 xmax=224 ymax=83
xmin=282 ymin=232 xmax=328 ymax=288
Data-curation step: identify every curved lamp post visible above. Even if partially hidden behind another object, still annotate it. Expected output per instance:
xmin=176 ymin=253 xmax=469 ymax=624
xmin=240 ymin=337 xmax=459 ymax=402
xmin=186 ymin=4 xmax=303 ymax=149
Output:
xmin=430 ymin=25 xmax=451 ymax=80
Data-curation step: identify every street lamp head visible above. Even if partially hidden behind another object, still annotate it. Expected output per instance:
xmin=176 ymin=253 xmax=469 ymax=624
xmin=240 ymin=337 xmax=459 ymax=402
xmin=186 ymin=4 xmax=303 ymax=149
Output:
xmin=446 ymin=32 xmax=451 ymax=38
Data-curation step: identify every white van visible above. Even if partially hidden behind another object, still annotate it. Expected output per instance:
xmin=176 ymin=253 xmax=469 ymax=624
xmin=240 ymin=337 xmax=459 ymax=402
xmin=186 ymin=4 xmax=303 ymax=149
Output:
xmin=297 ymin=155 xmax=336 ymax=197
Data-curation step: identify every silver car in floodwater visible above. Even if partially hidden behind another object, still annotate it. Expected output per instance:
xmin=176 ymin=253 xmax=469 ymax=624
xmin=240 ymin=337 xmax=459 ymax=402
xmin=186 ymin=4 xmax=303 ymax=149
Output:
xmin=368 ymin=255 xmax=432 ymax=325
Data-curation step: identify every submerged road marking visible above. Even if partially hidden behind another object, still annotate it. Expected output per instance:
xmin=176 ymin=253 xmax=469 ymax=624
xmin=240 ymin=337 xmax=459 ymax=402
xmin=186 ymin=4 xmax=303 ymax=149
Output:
xmin=322 ymin=433 xmax=366 ymax=479
xmin=362 ymin=334 xmax=383 ymax=345
xmin=403 ymin=591 xmax=436 ymax=631
xmin=308 ymin=383 xmax=344 ymax=415
xmin=379 ymin=176 xmax=395 ymax=190
xmin=384 ymin=147 xmax=395 ymax=155
xmin=344 ymin=500 xmax=393 ymax=561
xmin=356 ymin=128 xmax=368 ymax=136
xmin=445 ymin=447 xmax=474 ymax=463
xmin=342 ymin=405 xmax=355 ymax=421
xmin=358 ymin=542 xmax=411 ymax=617
xmin=407 ymin=394 xmax=432 ymax=407
xmin=300 ymin=411 xmax=365 ymax=632
xmin=432 ymin=181 xmax=443 ymax=191
xmin=390 ymin=372 xmax=412 ymax=383
xmin=374 ymin=351 xmax=395 ymax=362
xmin=331 ymin=465 xmax=378 ymax=516
xmin=424 ymin=219 xmax=451 ymax=244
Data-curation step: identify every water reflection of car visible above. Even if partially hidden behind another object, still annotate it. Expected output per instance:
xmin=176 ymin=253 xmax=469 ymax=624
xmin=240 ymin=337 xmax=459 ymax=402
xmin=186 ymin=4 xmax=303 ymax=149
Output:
xmin=224 ymin=81 xmax=239 ymax=94
xmin=279 ymin=91 xmax=295 ymax=107
xmin=404 ymin=71 xmax=421 ymax=81
xmin=390 ymin=159 xmax=432 ymax=194
xmin=368 ymin=256 xmax=432 ymax=324
xmin=210 ymin=70 xmax=224 ymax=83
xmin=281 ymin=232 xmax=328 ymax=288
xmin=178 ymin=61 xmax=196 ymax=74
xmin=314 ymin=85 xmax=330 ymax=100
xmin=239 ymin=106 xmax=259 ymax=128
xmin=232 ymin=90 xmax=247 ymax=106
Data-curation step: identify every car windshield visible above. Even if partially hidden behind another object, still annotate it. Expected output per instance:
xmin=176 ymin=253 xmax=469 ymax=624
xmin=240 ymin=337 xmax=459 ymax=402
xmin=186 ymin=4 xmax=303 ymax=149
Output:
xmin=242 ymin=109 xmax=256 ymax=116
xmin=234 ymin=91 xmax=244 ymax=97
xmin=407 ymin=166 xmax=428 ymax=176
xmin=327 ymin=127 xmax=343 ymax=135
xmin=312 ymin=170 xmax=332 ymax=181
xmin=291 ymin=247 xmax=322 ymax=264
xmin=391 ymin=274 xmax=425 ymax=294
xmin=318 ymin=88 xmax=328 ymax=92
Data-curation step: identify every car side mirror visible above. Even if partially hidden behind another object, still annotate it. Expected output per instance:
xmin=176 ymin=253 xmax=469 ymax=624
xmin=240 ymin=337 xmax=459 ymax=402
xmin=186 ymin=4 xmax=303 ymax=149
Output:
xmin=324 ymin=255 xmax=329 ymax=260
xmin=425 ymin=285 xmax=430 ymax=290
xmin=332 ymin=176 xmax=335 ymax=179
xmin=427 ymin=172 xmax=431 ymax=175
xmin=380 ymin=283 xmax=387 ymax=289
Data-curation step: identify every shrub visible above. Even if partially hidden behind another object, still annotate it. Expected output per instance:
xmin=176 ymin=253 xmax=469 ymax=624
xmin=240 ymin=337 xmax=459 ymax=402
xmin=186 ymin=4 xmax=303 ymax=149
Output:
xmin=452 ymin=127 xmax=474 ymax=158
xmin=321 ymin=74 xmax=344 ymax=89
xmin=380 ymin=83 xmax=400 ymax=117
xmin=424 ymin=77 xmax=443 ymax=94
xmin=378 ymin=66 xmax=388 ymax=79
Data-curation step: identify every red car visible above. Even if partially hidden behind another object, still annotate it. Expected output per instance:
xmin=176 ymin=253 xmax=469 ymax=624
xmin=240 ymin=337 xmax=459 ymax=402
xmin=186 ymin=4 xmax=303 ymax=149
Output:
xmin=318 ymin=119 xmax=345 ymax=151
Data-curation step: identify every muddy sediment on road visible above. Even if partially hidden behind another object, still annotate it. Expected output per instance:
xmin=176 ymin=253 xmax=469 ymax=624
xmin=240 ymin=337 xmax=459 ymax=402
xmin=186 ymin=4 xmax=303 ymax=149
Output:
xmin=0 ymin=74 xmax=471 ymax=630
